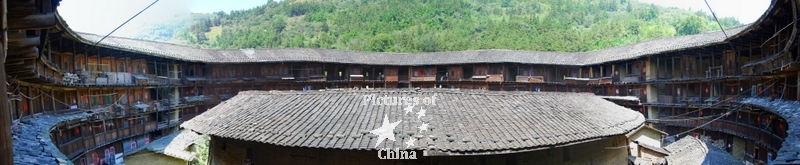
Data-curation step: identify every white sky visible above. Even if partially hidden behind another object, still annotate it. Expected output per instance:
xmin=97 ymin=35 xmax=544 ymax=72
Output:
xmin=57 ymin=0 xmax=771 ymax=38
xmin=58 ymin=0 xmax=270 ymax=37
xmin=639 ymin=0 xmax=770 ymax=24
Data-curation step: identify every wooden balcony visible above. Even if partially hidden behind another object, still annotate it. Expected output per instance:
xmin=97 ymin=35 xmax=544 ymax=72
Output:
xmin=654 ymin=118 xmax=783 ymax=151
xmin=350 ymin=75 xmax=364 ymax=81
xmin=385 ymin=75 xmax=398 ymax=82
xmin=564 ymin=77 xmax=588 ymax=85
xmin=58 ymin=137 xmax=85 ymax=159
xmin=410 ymin=76 xmax=435 ymax=82
xmin=307 ymin=75 xmax=326 ymax=82
xmin=515 ymin=76 xmax=544 ymax=83
xmin=57 ymin=121 xmax=161 ymax=160
xmin=117 ymin=127 xmax=130 ymax=138
xmin=145 ymin=122 xmax=158 ymax=132
xmin=658 ymin=95 xmax=674 ymax=104
xmin=564 ymin=77 xmax=611 ymax=85
xmin=486 ymin=74 xmax=503 ymax=82
xmin=621 ymin=76 xmax=641 ymax=83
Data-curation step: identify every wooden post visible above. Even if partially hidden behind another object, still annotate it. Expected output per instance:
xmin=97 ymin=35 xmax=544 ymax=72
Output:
xmin=0 ymin=0 xmax=13 ymax=163
xmin=124 ymin=58 xmax=128 ymax=73
xmin=656 ymin=56 xmax=660 ymax=79
xmin=39 ymin=88 xmax=44 ymax=113
xmin=26 ymin=87 xmax=31 ymax=115
xmin=71 ymin=42 xmax=75 ymax=74
xmin=671 ymin=56 xmax=675 ymax=78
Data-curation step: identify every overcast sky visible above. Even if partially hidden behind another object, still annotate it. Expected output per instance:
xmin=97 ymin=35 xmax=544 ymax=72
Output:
xmin=639 ymin=0 xmax=770 ymax=24
xmin=58 ymin=0 xmax=271 ymax=37
xmin=58 ymin=0 xmax=771 ymax=38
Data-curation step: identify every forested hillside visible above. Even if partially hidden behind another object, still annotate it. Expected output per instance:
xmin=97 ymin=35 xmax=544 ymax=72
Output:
xmin=170 ymin=0 xmax=741 ymax=52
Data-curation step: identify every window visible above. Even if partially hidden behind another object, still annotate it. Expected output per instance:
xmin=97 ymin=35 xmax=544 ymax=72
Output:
xmin=385 ymin=68 xmax=397 ymax=76
xmin=350 ymin=67 xmax=361 ymax=75
xmin=754 ymin=146 xmax=759 ymax=160
xmin=489 ymin=65 xmax=503 ymax=75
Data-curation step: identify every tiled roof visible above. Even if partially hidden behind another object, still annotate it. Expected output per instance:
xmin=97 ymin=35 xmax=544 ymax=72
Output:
xmin=145 ymin=130 xmax=201 ymax=161
xmin=65 ymin=23 xmax=748 ymax=66
xmin=664 ymin=136 xmax=743 ymax=165
xmin=12 ymin=111 xmax=94 ymax=165
xmin=181 ymin=89 xmax=644 ymax=155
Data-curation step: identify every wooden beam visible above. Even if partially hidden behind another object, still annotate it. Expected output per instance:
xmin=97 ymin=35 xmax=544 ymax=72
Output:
xmin=6 ymin=36 xmax=37 ymax=48
xmin=7 ymin=43 xmax=34 ymax=52
xmin=6 ymin=30 xmax=25 ymax=41
xmin=0 ymin=0 xmax=13 ymax=163
xmin=8 ymin=13 xmax=54 ymax=30
xmin=6 ymin=5 xmax=34 ymax=17
xmin=7 ymin=0 xmax=32 ymax=6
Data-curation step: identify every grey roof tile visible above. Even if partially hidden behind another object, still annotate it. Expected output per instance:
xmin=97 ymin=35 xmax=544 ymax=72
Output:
xmin=665 ymin=136 xmax=742 ymax=165
xmin=182 ymin=89 xmax=644 ymax=155
xmin=146 ymin=130 xmax=201 ymax=161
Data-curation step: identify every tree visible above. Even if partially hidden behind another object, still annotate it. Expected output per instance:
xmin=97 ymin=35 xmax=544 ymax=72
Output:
xmin=642 ymin=4 xmax=657 ymax=21
xmin=166 ymin=0 xmax=742 ymax=52
xmin=368 ymin=34 xmax=394 ymax=52
xmin=192 ymin=135 xmax=210 ymax=165
xmin=677 ymin=15 xmax=705 ymax=35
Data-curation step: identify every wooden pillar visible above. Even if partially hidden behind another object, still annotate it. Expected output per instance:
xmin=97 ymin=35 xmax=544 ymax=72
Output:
xmin=0 ymin=0 xmax=13 ymax=163
xmin=97 ymin=49 xmax=101 ymax=73
xmin=671 ymin=56 xmax=675 ymax=78
xmin=12 ymin=86 xmax=19 ymax=119
xmin=124 ymin=58 xmax=128 ymax=73
xmin=84 ymin=50 xmax=88 ymax=73
xmin=50 ymin=89 xmax=55 ymax=112
xmin=110 ymin=56 xmax=114 ymax=73
xmin=71 ymin=42 xmax=76 ymax=74
xmin=656 ymin=57 xmax=660 ymax=79
xmin=26 ymin=87 xmax=32 ymax=115
xmin=39 ymin=88 xmax=44 ymax=113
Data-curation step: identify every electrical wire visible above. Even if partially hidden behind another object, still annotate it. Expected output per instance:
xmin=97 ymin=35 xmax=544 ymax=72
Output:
xmin=703 ymin=0 xmax=738 ymax=56
xmin=90 ymin=0 xmax=160 ymax=47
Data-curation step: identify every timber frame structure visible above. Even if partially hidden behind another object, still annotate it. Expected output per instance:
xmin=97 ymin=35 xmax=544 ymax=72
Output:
xmin=3 ymin=0 xmax=800 ymax=164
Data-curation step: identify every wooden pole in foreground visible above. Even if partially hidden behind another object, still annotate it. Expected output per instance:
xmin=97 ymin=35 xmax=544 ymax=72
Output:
xmin=0 ymin=0 xmax=14 ymax=164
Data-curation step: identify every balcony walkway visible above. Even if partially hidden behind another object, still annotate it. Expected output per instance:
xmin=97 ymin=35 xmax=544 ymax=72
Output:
xmin=738 ymin=98 xmax=800 ymax=165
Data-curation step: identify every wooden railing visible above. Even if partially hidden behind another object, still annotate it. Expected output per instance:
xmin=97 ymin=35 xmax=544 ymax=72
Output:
xmin=656 ymin=118 xmax=783 ymax=150
xmin=621 ymin=76 xmax=640 ymax=83
xmin=57 ymin=121 xmax=160 ymax=159
xmin=58 ymin=137 xmax=85 ymax=159
xmin=658 ymin=95 xmax=674 ymax=104
xmin=410 ymin=76 xmax=436 ymax=82
xmin=486 ymin=74 xmax=503 ymax=82
xmin=515 ymin=76 xmax=544 ymax=83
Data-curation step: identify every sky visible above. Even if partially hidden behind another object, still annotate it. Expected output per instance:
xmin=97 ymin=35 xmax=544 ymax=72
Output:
xmin=639 ymin=0 xmax=770 ymax=24
xmin=58 ymin=0 xmax=771 ymax=38
xmin=58 ymin=0 xmax=272 ymax=37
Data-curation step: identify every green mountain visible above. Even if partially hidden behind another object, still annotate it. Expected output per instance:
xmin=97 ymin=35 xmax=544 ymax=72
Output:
xmin=170 ymin=0 xmax=741 ymax=52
